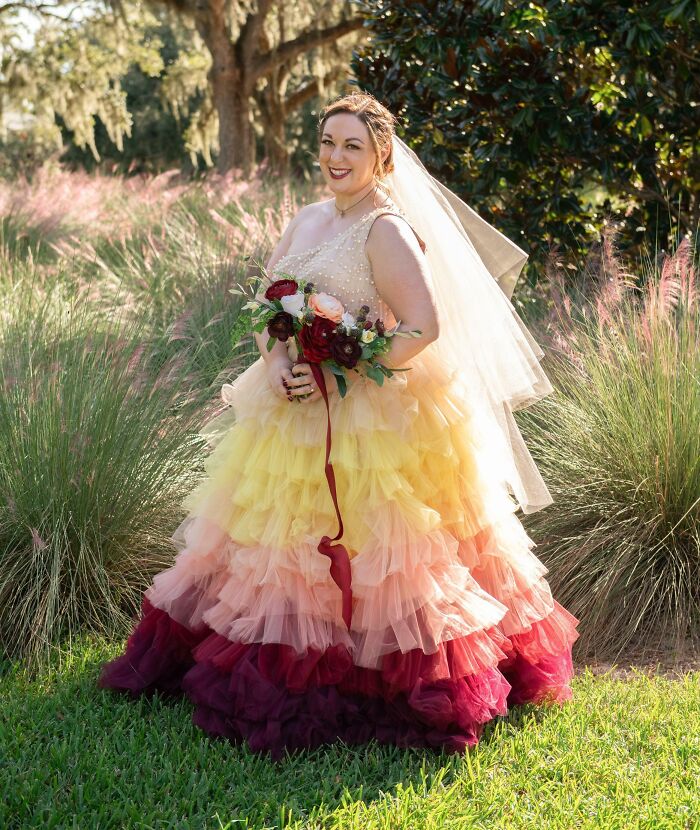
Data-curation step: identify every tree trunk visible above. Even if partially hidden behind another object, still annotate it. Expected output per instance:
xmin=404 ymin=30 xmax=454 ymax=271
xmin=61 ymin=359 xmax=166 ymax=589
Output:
xmin=223 ymin=90 xmax=254 ymax=176
xmin=256 ymin=79 xmax=290 ymax=177
xmin=196 ymin=3 xmax=254 ymax=176
xmin=267 ymin=111 xmax=290 ymax=177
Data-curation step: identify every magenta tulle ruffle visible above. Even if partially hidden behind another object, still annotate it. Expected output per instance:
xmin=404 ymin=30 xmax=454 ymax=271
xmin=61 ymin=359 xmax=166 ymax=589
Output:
xmin=98 ymin=595 xmax=576 ymax=759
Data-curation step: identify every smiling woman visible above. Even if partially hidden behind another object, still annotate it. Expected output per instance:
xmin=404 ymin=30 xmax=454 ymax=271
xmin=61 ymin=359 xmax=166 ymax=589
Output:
xmin=98 ymin=91 xmax=578 ymax=760
xmin=319 ymin=114 xmax=389 ymax=211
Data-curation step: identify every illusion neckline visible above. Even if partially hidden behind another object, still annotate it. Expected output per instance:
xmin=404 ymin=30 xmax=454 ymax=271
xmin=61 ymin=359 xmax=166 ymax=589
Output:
xmin=274 ymin=203 xmax=398 ymax=268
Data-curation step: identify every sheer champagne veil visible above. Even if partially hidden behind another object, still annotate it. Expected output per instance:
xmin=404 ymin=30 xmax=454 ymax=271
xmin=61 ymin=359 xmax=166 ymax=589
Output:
xmin=383 ymin=135 xmax=554 ymax=514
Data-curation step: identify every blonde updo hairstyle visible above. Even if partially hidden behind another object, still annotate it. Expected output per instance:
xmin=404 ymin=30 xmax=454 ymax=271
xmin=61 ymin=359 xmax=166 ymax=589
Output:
xmin=318 ymin=92 xmax=398 ymax=195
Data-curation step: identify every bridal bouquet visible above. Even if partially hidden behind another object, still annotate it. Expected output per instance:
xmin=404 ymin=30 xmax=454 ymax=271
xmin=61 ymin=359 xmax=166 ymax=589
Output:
xmin=229 ymin=261 xmax=421 ymax=397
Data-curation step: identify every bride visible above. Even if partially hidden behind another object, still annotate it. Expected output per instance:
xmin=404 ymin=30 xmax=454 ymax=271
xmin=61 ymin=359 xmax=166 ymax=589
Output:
xmin=99 ymin=91 xmax=579 ymax=758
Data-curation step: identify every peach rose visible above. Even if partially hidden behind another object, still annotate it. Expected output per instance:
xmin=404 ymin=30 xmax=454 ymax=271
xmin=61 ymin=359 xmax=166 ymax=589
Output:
xmin=308 ymin=291 xmax=344 ymax=323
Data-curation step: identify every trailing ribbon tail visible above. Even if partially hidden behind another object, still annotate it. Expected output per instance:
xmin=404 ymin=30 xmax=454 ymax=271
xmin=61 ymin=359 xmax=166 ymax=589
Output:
xmin=309 ymin=360 xmax=353 ymax=629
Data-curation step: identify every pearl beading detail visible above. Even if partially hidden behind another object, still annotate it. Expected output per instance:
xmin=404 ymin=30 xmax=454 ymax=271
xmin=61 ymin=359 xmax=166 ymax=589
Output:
xmin=271 ymin=205 xmax=405 ymax=321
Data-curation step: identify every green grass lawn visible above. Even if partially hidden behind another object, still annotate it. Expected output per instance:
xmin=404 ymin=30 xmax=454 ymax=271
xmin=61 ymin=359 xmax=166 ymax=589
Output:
xmin=1 ymin=636 xmax=698 ymax=830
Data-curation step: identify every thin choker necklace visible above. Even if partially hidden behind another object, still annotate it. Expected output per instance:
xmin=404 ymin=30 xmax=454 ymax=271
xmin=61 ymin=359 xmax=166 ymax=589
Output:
xmin=334 ymin=185 xmax=379 ymax=218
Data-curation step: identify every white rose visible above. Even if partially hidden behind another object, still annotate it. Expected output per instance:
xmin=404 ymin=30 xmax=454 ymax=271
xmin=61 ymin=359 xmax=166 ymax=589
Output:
xmin=360 ymin=329 xmax=377 ymax=344
xmin=280 ymin=292 xmax=306 ymax=315
xmin=341 ymin=311 xmax=356 ymax=333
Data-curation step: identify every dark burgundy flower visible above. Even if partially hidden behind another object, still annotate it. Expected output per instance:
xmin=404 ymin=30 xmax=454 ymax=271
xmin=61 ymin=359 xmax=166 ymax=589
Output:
xmin=303 ymin=282 xmax=315 ymax=294
xmin=330 ymin=332 xmax=362 ymax=369
xmin=267 ymin=311 xmax=295 ymax=341
xmin=356 ymin=304 xmax=370 ymax=324
xmin=265 ymin=279 xmax=298 ymax=301
xmin=375 ymin=319 xmax=385 ymax=337
xmin=298 ymin=314 xmax=338 ymax=362
xmin=363 ymin=320 xmax=373 ymax=330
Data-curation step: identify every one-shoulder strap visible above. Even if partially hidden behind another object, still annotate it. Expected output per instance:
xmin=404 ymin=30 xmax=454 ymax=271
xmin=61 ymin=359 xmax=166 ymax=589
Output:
xmin=366 ymin=207 xmax=427 ymax=254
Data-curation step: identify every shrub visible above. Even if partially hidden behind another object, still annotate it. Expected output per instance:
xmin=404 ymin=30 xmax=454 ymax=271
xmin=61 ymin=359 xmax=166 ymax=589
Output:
xmin=0 ymin=274 xmax=208 ymax=667
xmin=519 ymin=230 xmax=699 ymax=657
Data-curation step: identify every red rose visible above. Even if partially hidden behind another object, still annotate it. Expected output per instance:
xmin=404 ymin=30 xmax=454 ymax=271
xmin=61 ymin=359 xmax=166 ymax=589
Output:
xmin=298 ymin=314 xmax=338 ymax=362
xmin=265 ymin=279 xmax=298 ymax=300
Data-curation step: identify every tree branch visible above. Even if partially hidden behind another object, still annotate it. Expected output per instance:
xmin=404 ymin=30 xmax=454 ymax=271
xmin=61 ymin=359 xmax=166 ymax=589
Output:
xmin=614 ymin=179 xmax=690 ymax=231
xmin=284 ymin=65 xmax=346 ymax=114
xmin=145 ymin=0 xmax=207 ymax=25
xmin=253 ymin=15 xmax=364 ymax=79
xmin=0 ymin=0 xmax=83 ymax=17
xmin=145 ymin=0 xmax=196 ymax=15
xmin=240 ymin=0 xmax=275 ymax=69
xmin=667 ymin=42 xmax=700 ymax=67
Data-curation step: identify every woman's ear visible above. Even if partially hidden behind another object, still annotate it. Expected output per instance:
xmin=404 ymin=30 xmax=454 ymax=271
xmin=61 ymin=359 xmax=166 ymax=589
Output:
xmin=375 ymin=144 xmax=390 ymax=177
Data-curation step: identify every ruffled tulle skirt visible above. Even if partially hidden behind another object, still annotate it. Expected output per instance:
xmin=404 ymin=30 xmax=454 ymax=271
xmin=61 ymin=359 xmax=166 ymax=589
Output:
xmin=98 ymin=349 xmax=579 ymax=758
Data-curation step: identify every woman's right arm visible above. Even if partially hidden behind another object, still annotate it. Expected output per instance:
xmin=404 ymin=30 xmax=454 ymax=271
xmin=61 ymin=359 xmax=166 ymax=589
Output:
xmin=253 ymin=210 xmax=303 ymax=367
xmin=253 ymin=207 xmax=316 ymax=402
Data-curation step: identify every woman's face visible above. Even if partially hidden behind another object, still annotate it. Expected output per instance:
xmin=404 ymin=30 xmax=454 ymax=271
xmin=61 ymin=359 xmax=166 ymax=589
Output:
xmin=319 ymin=113 xmax=389 ymax=196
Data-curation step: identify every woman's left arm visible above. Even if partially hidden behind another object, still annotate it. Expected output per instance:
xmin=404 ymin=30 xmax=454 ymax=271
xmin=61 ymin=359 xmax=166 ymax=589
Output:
xmin=366 ymin=214 xmax=440 ymax=367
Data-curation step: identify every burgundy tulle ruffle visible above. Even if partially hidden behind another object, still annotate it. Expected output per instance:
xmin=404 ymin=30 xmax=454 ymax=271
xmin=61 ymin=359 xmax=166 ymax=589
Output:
xmin=98 ymin=595 xmax=576 ymax=759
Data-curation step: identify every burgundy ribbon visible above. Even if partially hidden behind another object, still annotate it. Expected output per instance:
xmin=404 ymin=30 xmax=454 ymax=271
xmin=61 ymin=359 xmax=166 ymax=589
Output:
xmin=302 ymin=359 xmax=353 ymax=630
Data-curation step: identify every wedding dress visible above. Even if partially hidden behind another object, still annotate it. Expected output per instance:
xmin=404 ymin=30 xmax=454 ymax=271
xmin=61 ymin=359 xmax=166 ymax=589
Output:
xmin=98 ymin=202 xmax=579 ymax=758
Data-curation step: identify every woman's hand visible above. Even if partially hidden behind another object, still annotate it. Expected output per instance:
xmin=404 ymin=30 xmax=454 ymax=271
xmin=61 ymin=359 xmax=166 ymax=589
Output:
xmin=287 ymin=362 xmax=323 ymax=404
xmin=265 ymin=358 xmax=323 ymax=403
xmin=266 ymin=358 xmax=297 ymax=402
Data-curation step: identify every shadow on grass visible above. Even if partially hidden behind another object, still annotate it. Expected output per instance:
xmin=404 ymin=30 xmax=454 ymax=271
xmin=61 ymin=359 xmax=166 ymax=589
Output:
xmin=1 ymin=633 xmax=562 ymax=828
xmin=93 ymin=659 xmax=555 ymax=811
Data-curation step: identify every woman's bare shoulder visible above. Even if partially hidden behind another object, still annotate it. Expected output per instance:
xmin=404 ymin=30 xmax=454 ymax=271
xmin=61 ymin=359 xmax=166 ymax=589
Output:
xmin=294 ymin=199 xmax=333 ymax=225
xmin=266 ymin=201 xmax=327 ymax=270
xmin=366 ymin=206 xmax=424 ymax=259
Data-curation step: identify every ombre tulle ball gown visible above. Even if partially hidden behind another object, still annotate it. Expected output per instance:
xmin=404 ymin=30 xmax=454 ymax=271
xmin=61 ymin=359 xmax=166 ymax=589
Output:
xmin=98 ymin=203 xmax=580 ymax=758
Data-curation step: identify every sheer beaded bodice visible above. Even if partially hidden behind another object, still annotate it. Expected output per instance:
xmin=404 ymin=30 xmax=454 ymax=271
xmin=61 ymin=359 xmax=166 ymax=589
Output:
xmin=271 ymin=205 xmax=405 ymax=328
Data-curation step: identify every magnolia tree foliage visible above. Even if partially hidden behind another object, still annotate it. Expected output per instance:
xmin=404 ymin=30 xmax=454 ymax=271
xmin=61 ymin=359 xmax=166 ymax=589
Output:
xmin=351 ymin=0 xmax=700 ymax=277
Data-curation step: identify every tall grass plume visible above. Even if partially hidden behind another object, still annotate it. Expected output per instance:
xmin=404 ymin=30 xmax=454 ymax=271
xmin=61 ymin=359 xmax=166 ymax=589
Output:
xmin=0 ymin=274 xmax=209 ymax=668
xmin=519 ymin=227 xmax=699 ymax=658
